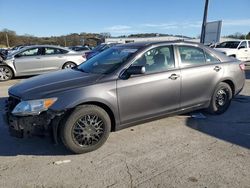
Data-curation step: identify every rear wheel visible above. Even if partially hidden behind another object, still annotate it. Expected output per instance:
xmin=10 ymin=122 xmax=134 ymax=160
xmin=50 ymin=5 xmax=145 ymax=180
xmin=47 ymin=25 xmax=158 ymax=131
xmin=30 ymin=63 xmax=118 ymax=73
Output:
xmin=60 ymin=105 xmax=111 ymax=154
xmin=206 ymin=82 xmax=232 ymax=114
xmin=62 ymin=62 xmax=76 ymax=69
xmin=0 ymin=66 xmax=13 ymax=81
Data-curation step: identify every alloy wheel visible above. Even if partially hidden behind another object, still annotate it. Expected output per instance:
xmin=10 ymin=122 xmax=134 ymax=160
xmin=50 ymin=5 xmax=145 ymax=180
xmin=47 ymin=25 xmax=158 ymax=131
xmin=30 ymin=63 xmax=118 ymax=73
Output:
xmin=72 ymin=114 xmax=105 ymax=147
xmin=215 ymin=88 xmax=228 ymax=109
xmin=0 ymin=67 xmax=12 ymax=81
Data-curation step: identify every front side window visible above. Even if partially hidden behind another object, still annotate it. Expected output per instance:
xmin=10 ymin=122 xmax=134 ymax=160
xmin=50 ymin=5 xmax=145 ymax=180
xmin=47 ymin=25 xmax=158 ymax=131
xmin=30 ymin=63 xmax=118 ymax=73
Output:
xmin=78 ymin=47 xmax=138 ymax=74
xmin=132 ymin=46 xmax=175 ymax=73
xmin=19 ymin=48 xmax=39 ymax=57
xmin=239 ymin=41 xmax=247 ymax=49
xmin=178 ymin=46 xmax=206 ymax=65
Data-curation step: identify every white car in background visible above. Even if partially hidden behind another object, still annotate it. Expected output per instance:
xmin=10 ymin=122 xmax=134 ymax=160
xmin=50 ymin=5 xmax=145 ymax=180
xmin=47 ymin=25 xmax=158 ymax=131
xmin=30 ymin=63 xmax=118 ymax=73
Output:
xmin=0 ymin=45 xmax=86 ymax=81
xmin=214 ymin=40 xmax=250 ymax=62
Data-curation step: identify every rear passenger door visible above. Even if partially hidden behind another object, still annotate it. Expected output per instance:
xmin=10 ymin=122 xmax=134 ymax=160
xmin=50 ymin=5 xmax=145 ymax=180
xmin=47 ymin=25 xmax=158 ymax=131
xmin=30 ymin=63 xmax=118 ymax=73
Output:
xmin=41 ymin=47 xmax=68 ymax=72
xmin=176 ymin=45 xmax=224 ymax=109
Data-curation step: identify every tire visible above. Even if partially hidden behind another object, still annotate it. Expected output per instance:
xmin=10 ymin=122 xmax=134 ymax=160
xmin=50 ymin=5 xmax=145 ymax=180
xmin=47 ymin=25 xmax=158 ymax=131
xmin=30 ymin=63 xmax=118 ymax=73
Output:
xmin=0 ymin=65 xmax=13 ymax=81
xmin=62 ymin=62 xmax=76 ymax=69
xmin=60 ymin=105 xmax=111 ymax=154
xmin=206 ymin=82 xmax=232 ymax=115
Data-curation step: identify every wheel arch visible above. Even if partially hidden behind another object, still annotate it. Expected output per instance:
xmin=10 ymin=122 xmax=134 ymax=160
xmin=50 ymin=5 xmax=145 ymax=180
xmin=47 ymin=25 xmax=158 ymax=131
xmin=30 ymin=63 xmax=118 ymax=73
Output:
xmin=221 ymin=79 xmax=235 ymax=95
xmin=75 ymin=101 xmax=116 ymax=132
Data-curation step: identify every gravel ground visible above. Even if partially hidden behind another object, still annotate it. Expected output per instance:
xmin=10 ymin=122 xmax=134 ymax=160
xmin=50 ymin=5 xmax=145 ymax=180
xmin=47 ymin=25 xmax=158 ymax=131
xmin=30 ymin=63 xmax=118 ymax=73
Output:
xmin=0 ymin=72 xmax=250 ymax=188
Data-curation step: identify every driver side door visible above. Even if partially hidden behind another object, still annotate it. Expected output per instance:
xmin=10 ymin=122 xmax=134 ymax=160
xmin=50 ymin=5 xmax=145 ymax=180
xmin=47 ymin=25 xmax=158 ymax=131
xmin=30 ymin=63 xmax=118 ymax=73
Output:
xmin=237 ymin=41 xmax=248 ymax=61
xmin=117 ymin=45 xmax=181 ymax=126
xmin=14 ymin=47 xmax=44 ymax=75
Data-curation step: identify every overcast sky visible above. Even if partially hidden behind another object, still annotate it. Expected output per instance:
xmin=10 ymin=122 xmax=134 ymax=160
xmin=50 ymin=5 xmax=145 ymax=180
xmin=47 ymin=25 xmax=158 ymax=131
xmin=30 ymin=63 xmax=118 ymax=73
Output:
xmin=0 ymin=0 xmax=249 ymax=37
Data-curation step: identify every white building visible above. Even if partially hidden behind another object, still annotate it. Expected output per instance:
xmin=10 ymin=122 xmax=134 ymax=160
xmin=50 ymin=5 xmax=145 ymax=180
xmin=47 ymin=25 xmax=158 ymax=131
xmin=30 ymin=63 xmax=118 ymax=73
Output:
xmin=105 ymin=36 xmax=239 ymax=44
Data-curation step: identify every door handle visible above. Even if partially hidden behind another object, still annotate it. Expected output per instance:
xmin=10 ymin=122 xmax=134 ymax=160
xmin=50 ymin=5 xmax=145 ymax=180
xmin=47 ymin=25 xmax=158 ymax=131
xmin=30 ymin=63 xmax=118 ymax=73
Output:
xmin=245 ymin=50 xmax=248 ymax=52
xmin=169 ymin=74 xmax=180 ymax=80
xmin=36 ymin=57 xmax=41 ymax=59
xmin=214 ymin=66 xmax=221 ymax=72
xmin=58 ymin=56 xmax=63 ymax=58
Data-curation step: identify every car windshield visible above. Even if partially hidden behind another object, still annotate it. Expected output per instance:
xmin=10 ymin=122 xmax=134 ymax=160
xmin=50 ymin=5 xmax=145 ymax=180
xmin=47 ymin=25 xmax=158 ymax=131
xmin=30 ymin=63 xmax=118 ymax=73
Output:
xmin=92 ymin=44 xmax=107 ymax=52
xmin=216 ymin=41 xmax=240 ymax=49
xmin=78 ymin=47 xmax=138 ymax=74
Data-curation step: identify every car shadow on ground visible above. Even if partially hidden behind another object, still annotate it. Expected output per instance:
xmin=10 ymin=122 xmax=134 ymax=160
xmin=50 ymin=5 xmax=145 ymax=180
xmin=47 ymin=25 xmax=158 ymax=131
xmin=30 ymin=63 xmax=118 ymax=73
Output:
xmin=186 ymin=95 xmax=250 ymax=149
xmin=0 ymin=97 xmax=71 ymax=156
xmin=1 ymin=95 xmax=250 ymax=156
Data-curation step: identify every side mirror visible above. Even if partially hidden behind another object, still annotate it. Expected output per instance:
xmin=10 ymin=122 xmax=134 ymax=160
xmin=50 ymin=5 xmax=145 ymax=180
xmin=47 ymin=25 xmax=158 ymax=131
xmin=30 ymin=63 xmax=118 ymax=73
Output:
xmin=15 ymin=54 xmax=21 ymax=58
xmin=120 ymin=66 xmax=145 ymax=79
xmin=127 ymin=66 xmax=146 ymax=75
xmin=238 ymin=46 xmax=246 ymax=50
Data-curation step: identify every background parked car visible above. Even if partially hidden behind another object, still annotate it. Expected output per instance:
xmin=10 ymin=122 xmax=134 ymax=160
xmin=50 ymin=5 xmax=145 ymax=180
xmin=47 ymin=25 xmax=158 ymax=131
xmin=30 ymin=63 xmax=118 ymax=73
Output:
xmin=214 ymin=40 xmax=250 ymax=62
xmin=85 ymin=43 xmax=120 ymax=59
xmin=0 ymin=45 xmax=86 ymax=81
xmin=0 ymin=48 xmax=8 ymax=62
xmin=8 ymin=44 xmax=34 ymax=54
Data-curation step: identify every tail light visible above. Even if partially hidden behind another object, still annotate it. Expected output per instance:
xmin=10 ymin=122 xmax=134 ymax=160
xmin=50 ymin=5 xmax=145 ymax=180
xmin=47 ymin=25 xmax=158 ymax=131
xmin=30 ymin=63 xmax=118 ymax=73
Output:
xmin=82 ymin=54 xmax=86 ymax=59
xmin=239 ymin=63 xmax=245 ymax=71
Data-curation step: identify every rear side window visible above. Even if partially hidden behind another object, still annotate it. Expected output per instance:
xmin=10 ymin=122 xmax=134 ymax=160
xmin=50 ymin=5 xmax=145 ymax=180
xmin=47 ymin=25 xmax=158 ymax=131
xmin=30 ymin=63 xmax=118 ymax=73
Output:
xmin=204 ymin=51 xmax=219 ymax=63
xmin=178 ymin=46 xmax=206 ymax=65
xmin=248 ymin=41 xmax=250 ymax=48
xmin=45 ymin=47 xmax=68 ymax=55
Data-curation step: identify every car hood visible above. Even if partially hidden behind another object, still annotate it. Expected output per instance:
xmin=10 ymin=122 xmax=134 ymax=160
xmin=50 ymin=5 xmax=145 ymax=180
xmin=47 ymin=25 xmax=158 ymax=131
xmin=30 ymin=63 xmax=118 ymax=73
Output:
xmin=9 ymin=69 xmax=103 ymax=100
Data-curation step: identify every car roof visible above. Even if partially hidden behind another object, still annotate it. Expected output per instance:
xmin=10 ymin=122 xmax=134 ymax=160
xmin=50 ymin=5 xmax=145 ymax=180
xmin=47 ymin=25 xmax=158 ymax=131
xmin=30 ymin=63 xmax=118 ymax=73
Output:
xmin=116 ymin=40 xmax=203 ymax=48
xmin=24 ymin=45 xmax=68 ymax=49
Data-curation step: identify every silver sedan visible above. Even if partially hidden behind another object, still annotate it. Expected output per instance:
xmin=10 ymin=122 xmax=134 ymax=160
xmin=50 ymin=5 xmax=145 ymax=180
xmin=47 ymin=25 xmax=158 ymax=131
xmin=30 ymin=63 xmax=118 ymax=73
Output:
xmin=0 ymin=45 xmax=86 ymax=81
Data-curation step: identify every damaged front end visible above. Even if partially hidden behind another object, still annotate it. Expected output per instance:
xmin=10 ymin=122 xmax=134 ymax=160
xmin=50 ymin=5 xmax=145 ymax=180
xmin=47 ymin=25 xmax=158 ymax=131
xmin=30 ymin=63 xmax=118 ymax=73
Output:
xmin=4 ymin=95 xmax=64 ymax=143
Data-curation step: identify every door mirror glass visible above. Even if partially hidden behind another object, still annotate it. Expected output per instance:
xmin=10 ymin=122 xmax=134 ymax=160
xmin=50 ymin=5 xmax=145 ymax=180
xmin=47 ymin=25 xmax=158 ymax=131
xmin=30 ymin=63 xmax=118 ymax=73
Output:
xmin=127 ymin=66 xmax=146 ymax=75
xmin=120 ymin=66 xmax=145 ymax=79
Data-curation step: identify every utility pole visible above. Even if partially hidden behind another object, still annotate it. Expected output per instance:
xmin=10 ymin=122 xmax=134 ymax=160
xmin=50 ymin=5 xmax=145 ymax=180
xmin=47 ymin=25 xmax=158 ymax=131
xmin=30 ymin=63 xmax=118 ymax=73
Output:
xmin=200 ymin=0 xmax=209 ymax=44
xmin=64 ymin=36 xmax=67 ymax=47
xmin=5 ymin=33 xmax=9 ymax=48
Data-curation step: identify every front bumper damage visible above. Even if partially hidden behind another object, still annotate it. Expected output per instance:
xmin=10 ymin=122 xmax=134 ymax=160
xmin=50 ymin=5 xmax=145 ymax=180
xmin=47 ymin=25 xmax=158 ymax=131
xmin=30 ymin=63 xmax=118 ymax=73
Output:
xmin=4 ymin=96 xmax=64 ymax=143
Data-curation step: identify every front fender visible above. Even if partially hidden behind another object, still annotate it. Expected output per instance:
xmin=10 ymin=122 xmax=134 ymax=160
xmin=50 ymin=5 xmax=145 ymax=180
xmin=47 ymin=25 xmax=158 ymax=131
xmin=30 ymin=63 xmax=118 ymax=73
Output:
xmin=48 ymin=80 xmax=120 ymax=125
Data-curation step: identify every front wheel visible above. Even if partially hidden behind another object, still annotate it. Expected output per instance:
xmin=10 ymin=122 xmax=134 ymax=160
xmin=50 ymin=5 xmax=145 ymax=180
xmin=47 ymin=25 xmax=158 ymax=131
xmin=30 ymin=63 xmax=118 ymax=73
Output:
xmin=60 ymin=105 xmax=111 ymax=154
xmin=206 ymin=82 xmax=232 ymax=115
xmin=0 ymin=66 xmax=13 ymax=81
xmin=62 ymin=62 xmax=76 ymax=69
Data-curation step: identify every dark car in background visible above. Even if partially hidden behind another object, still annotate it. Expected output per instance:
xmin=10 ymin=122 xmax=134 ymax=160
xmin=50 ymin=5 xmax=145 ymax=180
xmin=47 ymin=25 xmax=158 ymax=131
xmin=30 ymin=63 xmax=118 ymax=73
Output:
xmin=85 ymin=43 xmax=119 ymax=59
xmin=4 ymin=41 xmax=245 ymax=154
